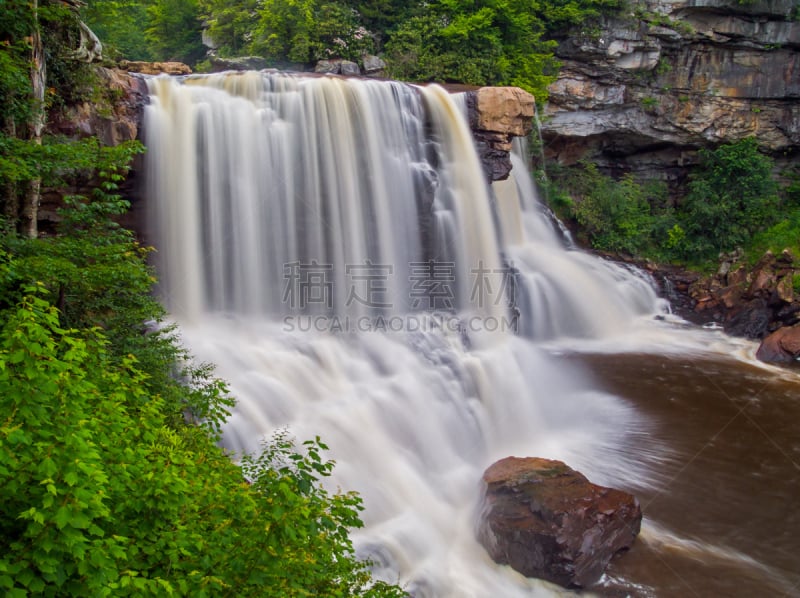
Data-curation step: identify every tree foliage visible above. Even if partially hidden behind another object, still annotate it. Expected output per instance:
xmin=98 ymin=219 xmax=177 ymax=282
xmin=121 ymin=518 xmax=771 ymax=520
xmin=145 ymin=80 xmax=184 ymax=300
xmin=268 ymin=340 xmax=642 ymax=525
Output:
xmin=0 ymin=136 xmax=404 ymax=598
xmin=547 ymin=139 xmax=788 ymax=265
xmin=0 ymin=289 xmax=402 ymax=595
xmin=83 ymin=0 xmax=155 ymax=61
xmin=1 ymin=9 xmax=404 ymax=594
xmin=678 ymin=137 xmax=781 ymax=259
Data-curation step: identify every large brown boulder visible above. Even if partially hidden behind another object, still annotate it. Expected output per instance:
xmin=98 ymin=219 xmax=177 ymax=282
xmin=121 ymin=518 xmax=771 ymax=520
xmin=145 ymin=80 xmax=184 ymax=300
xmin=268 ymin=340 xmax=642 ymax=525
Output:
xmin=477 ymin=457 xmax=641 ymax=589
xmin=756 ymin=324 xmax=800 ymax=363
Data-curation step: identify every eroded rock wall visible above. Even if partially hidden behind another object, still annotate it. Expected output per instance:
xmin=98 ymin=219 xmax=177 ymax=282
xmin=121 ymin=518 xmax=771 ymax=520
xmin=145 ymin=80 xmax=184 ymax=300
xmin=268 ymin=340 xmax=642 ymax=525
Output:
xmin=542 ymin=0 xmax=800 ymax=190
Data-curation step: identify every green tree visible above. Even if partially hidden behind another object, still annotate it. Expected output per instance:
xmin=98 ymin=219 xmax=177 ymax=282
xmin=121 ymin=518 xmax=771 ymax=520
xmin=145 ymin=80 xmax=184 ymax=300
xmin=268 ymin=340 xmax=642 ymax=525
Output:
xmin=197 ymin=0 xmax=259 ymax=56
xmin=146 ymin=0 xmax=206 ymax=64
xmin=83 ymin=0 xmax=155 ymax=61
xmin=566 ymin=161 xmax=669 ymax=255
xmin=247 ymin=0 xmax=373 ymax=65
xmin=0 ymin=288 xmax=405 ymax=596
xmin=679 ymin=137 xmax=780 ymax=259
xmin=385 ymin=0 xmax=559 ymax=98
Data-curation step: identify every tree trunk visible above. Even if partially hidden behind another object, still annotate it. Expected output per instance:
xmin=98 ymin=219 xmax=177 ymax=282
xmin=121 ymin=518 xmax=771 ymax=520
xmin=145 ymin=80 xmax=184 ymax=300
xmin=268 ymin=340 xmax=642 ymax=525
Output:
xmin=23 ymin=0 xmax=46 ymax=238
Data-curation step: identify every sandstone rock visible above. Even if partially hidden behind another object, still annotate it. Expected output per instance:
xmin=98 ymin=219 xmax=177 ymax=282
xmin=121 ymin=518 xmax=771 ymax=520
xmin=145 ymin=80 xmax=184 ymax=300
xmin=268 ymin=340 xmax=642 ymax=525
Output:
xmin=118 ymin=60 xmax=191 ymax=76
xmin=468 ymin=87 xmax=535 ymax=181
xmin=756 ymin=325 xmax=800 ymax=363
xmin=541 ymin=2 xmax=800 ymax=191
xmin=313 ymin=59 xmax=360 ymax=76
xmin=474 ymin=87 xmax=536 ymax=138
xmin=48 ymin=67 xmax=147 ymax=146
xmin=477 ymin=457 xmax=641 ymax=589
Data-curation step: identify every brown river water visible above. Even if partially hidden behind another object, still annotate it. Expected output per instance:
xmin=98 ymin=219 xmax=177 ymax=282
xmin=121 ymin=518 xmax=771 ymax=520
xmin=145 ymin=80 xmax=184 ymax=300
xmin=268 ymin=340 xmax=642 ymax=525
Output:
xmin=568 ymin=350 xmax=800 ymax=597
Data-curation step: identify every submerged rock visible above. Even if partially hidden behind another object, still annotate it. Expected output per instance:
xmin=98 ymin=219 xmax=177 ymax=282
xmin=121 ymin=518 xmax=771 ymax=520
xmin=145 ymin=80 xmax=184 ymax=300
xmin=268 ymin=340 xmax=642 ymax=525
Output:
xmin=477 ymin=457 xmax=641 ymax=589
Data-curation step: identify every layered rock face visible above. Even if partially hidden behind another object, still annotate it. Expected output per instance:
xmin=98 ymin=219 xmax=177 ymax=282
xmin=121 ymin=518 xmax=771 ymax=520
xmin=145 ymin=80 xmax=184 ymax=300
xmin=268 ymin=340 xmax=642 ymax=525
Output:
xmin=477 ymin=457 xmax=642 ymax=589
xmin=542 ymin=0 xmax=800 ymax=188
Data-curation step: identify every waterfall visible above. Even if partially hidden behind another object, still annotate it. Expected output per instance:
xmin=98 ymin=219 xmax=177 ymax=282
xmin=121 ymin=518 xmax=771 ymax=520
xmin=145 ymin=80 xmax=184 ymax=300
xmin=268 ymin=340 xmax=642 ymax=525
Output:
xmin=494 ymin=142 xmax=667 ymax=339
xmin=144 ymin=72 xmax=666 ymax=597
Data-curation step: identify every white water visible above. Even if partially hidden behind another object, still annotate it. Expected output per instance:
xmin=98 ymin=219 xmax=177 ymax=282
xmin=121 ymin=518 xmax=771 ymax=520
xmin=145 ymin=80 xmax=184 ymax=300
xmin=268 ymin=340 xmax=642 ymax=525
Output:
xmin=144 ymin=72 xmax=669 ymax=596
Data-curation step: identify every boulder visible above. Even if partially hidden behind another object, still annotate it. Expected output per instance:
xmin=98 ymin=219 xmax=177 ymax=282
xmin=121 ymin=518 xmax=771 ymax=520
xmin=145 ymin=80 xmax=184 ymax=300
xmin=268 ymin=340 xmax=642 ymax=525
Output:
xmin=756 ymin=325 xmax=800 ymax=363
xmin=208 ymin=55 xmax=268 ymax=72
xmin=362 ymin=54 xmax=386 ymax=77
xmin=477 ymin=457 xmax=641 ymax=589
xmin=474 ymin=87 xmax=536 ymax=138
xmin=314 ymin=59 xmax=342 ymax=74
xmin=681 ymin=249 xmax=800 ymax=338
xmin=340 ymin=60 xmax=361 ymax=76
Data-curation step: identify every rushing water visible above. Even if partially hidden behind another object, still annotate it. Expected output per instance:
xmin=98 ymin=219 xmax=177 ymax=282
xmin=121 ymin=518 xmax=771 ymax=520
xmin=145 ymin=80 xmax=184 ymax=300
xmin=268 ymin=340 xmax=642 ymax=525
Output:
xmin=144 ymin=72 xmax=800 ymax=597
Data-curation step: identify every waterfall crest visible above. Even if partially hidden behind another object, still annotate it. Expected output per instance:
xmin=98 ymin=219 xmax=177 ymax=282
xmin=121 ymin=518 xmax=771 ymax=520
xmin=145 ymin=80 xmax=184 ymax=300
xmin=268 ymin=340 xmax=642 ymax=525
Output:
xmin=144 ymin=72 xmax=665 ymax=597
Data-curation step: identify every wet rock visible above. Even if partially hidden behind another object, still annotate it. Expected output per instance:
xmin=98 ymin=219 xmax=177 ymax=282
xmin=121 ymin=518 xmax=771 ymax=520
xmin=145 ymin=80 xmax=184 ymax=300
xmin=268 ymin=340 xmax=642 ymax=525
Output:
xmin=756 ymin=325 xmax=800 ymax=363
xmin=118 ymin=60 xmax=191 ymax=75
xmin=477 ymin=457 xmax=641 ymax=589
xmin=726 ymin=299 xmax=772 ymax=338
xmin=681 ymin=249 xmax=799 ymax=338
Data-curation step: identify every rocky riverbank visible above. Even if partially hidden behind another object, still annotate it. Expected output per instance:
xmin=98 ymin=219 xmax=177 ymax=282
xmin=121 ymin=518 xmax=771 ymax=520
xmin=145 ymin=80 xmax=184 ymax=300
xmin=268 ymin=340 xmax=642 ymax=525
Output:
xmin=638 ymin=250 xmax=800 ymax=358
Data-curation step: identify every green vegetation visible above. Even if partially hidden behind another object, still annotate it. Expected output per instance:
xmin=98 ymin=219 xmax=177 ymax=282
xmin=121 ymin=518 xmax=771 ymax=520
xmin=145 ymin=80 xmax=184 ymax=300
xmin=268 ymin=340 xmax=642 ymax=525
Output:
xmin=548 ymin=139 xmax=790 ymax=265
xmin=547 ymin=161 xmax=673 ymax=257
xmin=85 ymin=0 xmax=205 ymax=63
xmin=84 ymin=0 xmax=625 ymax=96
xmin=0 ymin=142 xmax=403 ymax=598
xmin=1 ymin=5 xmax=404 ymax=596
xmin=679 ymin=137 xmax=781 ymax=260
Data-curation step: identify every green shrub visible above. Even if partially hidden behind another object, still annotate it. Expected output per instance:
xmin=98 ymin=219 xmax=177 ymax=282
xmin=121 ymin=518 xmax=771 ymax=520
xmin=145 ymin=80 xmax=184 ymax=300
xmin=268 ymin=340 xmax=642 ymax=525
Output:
xmin=0 ymin=292 xmax=403 ymax=595
xmin=555 ymin=161 xmax=671 ymax=256
xmin=677 ymin=138 xmax=780 ymax=260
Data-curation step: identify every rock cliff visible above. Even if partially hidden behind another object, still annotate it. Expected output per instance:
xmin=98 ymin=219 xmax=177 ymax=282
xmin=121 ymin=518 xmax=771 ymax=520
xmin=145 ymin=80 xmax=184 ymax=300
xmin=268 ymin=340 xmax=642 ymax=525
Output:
xmin=541 ymin=0 xmax=800 ymax=190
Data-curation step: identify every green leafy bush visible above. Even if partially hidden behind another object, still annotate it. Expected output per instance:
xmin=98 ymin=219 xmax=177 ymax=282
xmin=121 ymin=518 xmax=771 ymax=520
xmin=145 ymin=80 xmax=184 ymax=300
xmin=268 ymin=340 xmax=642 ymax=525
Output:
xmin=0 ymin=143 xmax=404 ymax=598
xmin=555 ymin=161 xmax=671 ymax=256
xmin=677 ymin=137 xmax=780 ymax=260
xmin=0 ymin=292 xmax=403 ymax=595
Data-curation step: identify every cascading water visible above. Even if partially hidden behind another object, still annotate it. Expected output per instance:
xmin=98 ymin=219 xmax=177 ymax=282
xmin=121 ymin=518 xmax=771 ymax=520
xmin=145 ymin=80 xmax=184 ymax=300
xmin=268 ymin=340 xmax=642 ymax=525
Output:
xmin=494 ymin=143 xmax=668 ymax=340
xmin=144 ymin=72 xmax=668 ymax=596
